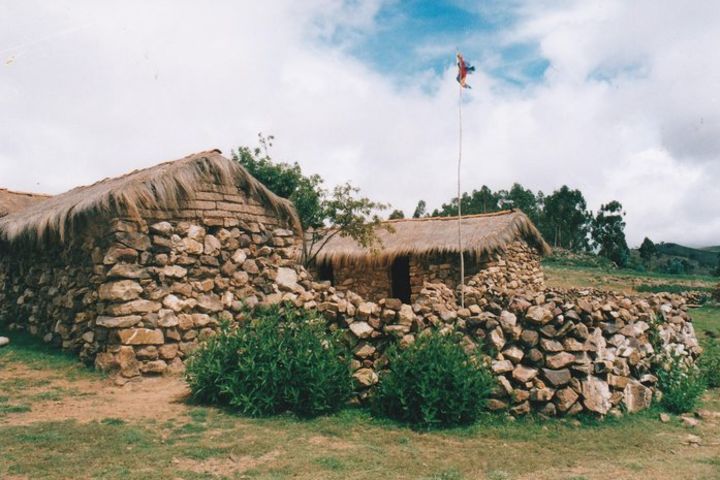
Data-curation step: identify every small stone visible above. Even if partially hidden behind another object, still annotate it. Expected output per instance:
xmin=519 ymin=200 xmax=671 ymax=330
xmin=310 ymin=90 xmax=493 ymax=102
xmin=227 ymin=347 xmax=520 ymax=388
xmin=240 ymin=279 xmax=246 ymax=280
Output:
xmin=492 ymin=360 xmax=514 ymax=374
xmin=542 ymin=368 xmax=572 ymax=387
xmin=99 ymin=280 xmax=143 ymax=302
xmin=680 ymin=416 xmax=700 ymax=428
xmin=353 ymin=368 xmax=378 ymax=387
xmin=623 ymin=381 xmax=653 ymax=413
xmin=512 ymin=365 xmax=538 ymax=383
xmin=118 ymin=328 xmax=164 ymax=345
xmin=582 ymin=376 xmax=611 ymax=415
xmin=685 ymin=434 xmax=702 ymax=446
xmin=96 ymin=315 xmax=142 ymax=329
xmin=526 ymin=306 xmax=553 ymax=324
xmin=502 ymin=345 xmax=524 ymax=364
xmin=275 ymin=267 xmax=299 ymax=290
xmin=349 ymin=321 xmax=374 ymax=339
xmin=659 ymin=413 xmax=671 ymax=423
xmin=0 ymin=336 xmax=9 ymax=348
xmin=545 ymin=352 xmax=575 ymax=369
xmin=555 ymin=387 xmax=579 ymax=412
xmin=203 ymin=235 xmax=222 ymax=256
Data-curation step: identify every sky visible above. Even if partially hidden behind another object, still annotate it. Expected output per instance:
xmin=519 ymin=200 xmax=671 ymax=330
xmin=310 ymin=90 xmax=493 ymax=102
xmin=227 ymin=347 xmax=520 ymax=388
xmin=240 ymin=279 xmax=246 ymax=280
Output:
xmin=1 ymin=0 xmax=719 ymax=247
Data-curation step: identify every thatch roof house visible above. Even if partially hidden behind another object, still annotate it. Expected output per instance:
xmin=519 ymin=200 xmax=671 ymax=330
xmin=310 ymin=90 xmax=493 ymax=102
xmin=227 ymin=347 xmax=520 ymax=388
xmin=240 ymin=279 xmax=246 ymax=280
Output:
xmin=0 ymin=188 xmax=51 ymax=218
xmin=315 ymin=210 xmax=550 ymax=302
xmin=0 ymin=150 xmax=302 ymax=377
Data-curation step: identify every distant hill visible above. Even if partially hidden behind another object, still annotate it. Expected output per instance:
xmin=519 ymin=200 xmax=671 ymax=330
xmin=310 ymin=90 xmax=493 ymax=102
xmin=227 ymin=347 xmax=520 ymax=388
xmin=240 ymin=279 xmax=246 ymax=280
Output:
xmin=632 ymin=242 xmax=719 ymax=276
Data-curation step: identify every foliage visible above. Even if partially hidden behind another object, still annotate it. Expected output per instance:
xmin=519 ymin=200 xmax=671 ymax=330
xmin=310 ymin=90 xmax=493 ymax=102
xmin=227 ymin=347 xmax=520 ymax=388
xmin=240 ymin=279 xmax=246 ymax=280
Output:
xmin=699 ymin=337 xmax=720 ymax=388
xmin=233 ymin=134 xmax=388 ymax=266
xmin=388 ymin=209 xmax=405 ymax=220
xmin=432 ymin=185 xmax=499 ymax=217
xmin=497 ymin=183 xmax=540 ymax=224
xmin=185 ymin=304 xmax=352 ymax=418
xmin=412 ymin=200 xmax=427 ymax=218
xmin=372 ymin=332 xmax=494 ymax=429
xmin=656 ymin=355 xmax=706 ymax=414
xmin=233 ymin=134 xmax=324 ymax=230
xmin=591 ymin=200 xmax=630 ymax=267
xmin=539 ymin=185 xmax=592 ymax=251
xmin=638 ymin=237 xmax=657 ymax=261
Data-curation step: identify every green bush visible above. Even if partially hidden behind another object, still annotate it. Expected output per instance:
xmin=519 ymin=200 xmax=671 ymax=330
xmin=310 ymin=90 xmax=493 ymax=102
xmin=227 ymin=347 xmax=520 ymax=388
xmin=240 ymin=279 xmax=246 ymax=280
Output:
xmin=185 ymin=303 xmax=352 ymax=418
xmin=372 ymin=331 xmax=494 ymax=429
xmin=657 ymin=355 xmax=706 ymax=413
xmin=699 ymin=338 xmax=720 ymax=388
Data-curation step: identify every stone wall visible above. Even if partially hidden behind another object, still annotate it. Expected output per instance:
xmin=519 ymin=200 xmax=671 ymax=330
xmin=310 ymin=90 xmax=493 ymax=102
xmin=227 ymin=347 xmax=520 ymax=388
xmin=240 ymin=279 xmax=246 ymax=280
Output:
xmin=0 ymin=182 xmax=302 ymax=380
xmin=311 ymin=276 xmax=699 ymax=416
xmin=0 ymin=192 xmax=700 ymax=416
xmin=328 ymin=240 xmax=544 ymax=303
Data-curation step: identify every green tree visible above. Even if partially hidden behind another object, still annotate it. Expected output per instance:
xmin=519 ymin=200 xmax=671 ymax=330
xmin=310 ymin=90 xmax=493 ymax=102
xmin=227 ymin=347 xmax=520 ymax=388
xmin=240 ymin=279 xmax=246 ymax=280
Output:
xmin=412 ymin=200 xmax=427 ymax=218
xmin=638 ymin=237 xmax=657 ymax=261
xmin=233 ymin=134 xmax=388 ymax=266
xmin=433 ymin=186 xmax=500 ymax=217
xmin=539 ymin=186 xmax=592 ymax=251
xmin=388 ymin=209 xmax=405 ymax=220
xmin=591 ymin=200 xmax=630 ymax=267
xmin=497 ymin=183 xmax=540 ymax=222
xmin=714 ymin=253 xmax=720 ymax=277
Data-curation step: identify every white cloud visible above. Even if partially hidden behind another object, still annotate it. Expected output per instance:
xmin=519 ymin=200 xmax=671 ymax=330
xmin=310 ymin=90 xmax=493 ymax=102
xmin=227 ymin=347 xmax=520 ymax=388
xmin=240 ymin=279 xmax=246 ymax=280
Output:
xmin=1 ymin=0 xmax=718 ymax=247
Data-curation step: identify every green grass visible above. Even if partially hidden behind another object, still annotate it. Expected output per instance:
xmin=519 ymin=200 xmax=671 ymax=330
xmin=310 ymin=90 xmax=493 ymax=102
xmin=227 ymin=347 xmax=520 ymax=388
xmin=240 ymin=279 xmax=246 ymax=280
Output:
xmin=692 ymin=306 xmax=720 ymax=338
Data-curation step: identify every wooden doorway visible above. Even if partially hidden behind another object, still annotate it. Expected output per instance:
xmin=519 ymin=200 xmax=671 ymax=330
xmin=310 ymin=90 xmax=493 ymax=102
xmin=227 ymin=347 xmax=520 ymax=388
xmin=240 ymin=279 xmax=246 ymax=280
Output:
xmin=391 ymin=256 xmax=411 ymax=303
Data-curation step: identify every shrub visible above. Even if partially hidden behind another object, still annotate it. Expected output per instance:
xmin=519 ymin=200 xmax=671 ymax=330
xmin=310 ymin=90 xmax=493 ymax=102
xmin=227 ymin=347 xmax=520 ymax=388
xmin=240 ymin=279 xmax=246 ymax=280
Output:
xmin=372 ymin=331 xmax=494 ymax=429
xmin=657 ymin=355 xmax=706 ymax=414
xmin=699 ymin=338 xmax=720 ymax=388
xmin=185 ymin=303 xmax=352 ymax=418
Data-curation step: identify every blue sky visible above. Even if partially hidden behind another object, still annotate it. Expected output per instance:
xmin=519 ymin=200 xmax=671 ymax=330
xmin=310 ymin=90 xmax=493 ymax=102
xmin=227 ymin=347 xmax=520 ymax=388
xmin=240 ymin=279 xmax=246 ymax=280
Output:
xmin=339 ymin=1 xmax=549 ymax=86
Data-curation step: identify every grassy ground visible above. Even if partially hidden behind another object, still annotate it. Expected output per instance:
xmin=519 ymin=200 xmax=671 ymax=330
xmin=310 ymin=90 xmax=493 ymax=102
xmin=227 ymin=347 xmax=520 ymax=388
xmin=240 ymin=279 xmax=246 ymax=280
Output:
xmin=2 ymin=308 xmax=720 ymax=480
xmin=544 ymin=264 xmax=718 ymax=294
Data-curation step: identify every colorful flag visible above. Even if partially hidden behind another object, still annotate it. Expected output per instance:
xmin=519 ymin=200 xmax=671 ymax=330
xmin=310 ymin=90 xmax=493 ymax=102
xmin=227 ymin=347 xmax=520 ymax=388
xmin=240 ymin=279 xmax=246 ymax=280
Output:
xmin=456 ymin=53 xmax=475 ymax=89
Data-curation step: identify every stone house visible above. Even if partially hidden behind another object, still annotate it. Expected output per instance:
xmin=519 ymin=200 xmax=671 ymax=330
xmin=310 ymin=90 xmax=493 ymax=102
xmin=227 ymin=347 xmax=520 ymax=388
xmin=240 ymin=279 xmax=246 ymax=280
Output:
xmin=314 ymin=210 xmax=551 ymax=303
xmin=0 ymin=150 xmax=303 ymax=376
xmin=0 ymin=188 xmax=51 ymax=218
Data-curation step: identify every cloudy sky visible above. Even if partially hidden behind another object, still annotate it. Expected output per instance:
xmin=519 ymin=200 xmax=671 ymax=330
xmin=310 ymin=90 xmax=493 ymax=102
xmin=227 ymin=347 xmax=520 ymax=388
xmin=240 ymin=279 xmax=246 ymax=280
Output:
xmin=1 ymin=1 xmax=719 ymax=247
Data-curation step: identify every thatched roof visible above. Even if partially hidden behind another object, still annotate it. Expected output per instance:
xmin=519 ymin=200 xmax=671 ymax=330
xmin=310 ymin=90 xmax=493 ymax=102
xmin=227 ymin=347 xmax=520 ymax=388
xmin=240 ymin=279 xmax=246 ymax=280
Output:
xmin=0 ymin=189 xmax=51 ymax=218
xmin=0 ymin=150 xmax=300 ymax=244
xmin=315 ymin=209 xmax=551 ymax=267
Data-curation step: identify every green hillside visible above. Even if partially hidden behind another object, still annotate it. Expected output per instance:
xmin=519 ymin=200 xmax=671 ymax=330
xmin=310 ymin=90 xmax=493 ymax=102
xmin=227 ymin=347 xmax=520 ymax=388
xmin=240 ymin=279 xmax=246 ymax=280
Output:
xmin=632 ymin=242 xmax=719 ymax=276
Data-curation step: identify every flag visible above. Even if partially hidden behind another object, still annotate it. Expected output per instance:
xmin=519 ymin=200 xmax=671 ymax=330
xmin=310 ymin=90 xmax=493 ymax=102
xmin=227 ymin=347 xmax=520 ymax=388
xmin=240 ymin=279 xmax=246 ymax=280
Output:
xmin=456 ymin=53 xmax=475 ymax=89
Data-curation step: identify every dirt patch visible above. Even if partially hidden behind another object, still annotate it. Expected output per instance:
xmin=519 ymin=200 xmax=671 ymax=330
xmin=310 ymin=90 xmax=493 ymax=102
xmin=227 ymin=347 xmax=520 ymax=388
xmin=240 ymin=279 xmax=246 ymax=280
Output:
xmin=0 ymin=363 xmax=190 ymax=426
xmin=173 ymin=449 xmax=282 ymax=476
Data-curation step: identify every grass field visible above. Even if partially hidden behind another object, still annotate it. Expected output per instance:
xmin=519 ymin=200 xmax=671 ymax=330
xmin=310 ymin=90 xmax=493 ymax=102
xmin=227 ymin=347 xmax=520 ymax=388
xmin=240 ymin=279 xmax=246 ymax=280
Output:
xmin=1 ymin=277 xmax=720 ymax=479
xmin=544 ymin=264 xmax=718 ymax=294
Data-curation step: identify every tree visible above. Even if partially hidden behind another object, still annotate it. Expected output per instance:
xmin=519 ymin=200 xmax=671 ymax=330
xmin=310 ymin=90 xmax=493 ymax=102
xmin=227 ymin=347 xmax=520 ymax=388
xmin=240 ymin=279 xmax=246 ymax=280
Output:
xmin=539 ymin=186 xmax=592 ymax=251
xmin=497 ymin=183 xmax=540 ymax=223
xmin=591 ymin=200 xmax=630 ymax=267
xmin=388 ymin=209 xmax=405 ymax=220
xmin=714 ymin=253 xmax=720 ymax=277
xmin=638 ymin=237 xmax=657 ymax=261
xmin=412 ymin=200 xmax=427 ymax=218
xmin=233 ymin=134 xmax=389 ymax=266
xmin=433 ymin=185 xmax=500 ymax=217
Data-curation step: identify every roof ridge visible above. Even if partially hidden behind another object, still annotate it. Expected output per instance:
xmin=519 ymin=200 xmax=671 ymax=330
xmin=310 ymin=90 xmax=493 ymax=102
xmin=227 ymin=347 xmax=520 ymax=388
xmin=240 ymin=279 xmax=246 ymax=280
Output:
xmin=0 ymin=188 xmax=52 ymax=198
xmin=384 ymin=209 xmax=517 ymax=224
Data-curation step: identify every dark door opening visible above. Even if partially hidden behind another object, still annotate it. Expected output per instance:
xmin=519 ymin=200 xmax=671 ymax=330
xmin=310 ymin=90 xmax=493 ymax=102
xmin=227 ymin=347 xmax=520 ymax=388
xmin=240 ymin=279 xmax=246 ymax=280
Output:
xmin=391 ymin=256 xmax=411 ymax=304
xmin=317 ymin=262 xmax=334 ymax=285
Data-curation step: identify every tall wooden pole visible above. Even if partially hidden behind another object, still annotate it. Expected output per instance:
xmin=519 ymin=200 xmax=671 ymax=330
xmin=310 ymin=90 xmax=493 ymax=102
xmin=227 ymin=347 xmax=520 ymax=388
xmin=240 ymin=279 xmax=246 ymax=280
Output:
xmin=458 ymin=83 xmax=465 ymax=308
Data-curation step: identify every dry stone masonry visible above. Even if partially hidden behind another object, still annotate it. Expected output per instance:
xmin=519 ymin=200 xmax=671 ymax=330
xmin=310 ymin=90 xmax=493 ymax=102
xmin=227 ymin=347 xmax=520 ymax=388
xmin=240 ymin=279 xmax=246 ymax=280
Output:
xmin=0 ymin=152 xmax=701 ymax=417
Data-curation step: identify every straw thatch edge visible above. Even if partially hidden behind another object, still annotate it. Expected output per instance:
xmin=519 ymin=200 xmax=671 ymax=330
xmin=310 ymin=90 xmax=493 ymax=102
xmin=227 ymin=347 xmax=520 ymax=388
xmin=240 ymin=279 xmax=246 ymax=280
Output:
xmin=0 ymin=150 xmax=301 ymax=245
xmin=315 ymin=210 xmax=551 ymax=268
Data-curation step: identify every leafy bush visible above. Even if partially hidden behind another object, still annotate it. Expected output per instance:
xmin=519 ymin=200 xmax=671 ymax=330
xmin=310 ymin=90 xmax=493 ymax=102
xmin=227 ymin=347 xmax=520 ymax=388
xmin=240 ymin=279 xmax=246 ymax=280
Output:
xmin=699 ymin=338 xmax=720 ymax=388
xmin=657 ymin=355 xmax=706 ymax=413
xmin=185 ymin=303 xmax=352 ymax=418
xmin=372 ymin=331 xmax=494 ymax=429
